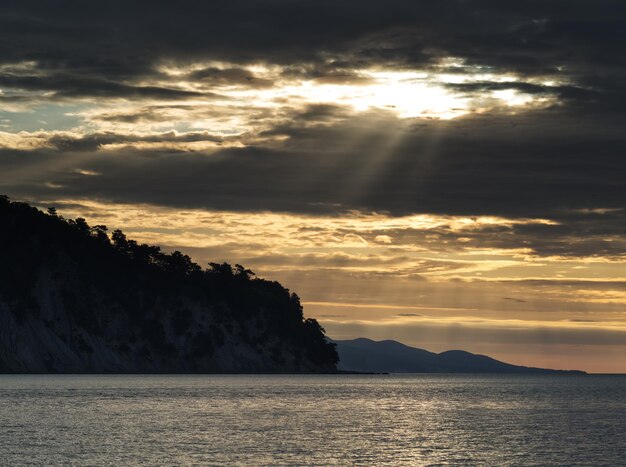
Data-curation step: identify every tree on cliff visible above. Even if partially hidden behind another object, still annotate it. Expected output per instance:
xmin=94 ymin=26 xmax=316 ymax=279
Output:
xmin=0 ymin=195 xmax=338 ymax=372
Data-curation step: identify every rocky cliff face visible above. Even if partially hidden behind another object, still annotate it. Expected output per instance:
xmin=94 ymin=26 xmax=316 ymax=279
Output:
xmin=0 ymin=197 xmax=338 ymax=373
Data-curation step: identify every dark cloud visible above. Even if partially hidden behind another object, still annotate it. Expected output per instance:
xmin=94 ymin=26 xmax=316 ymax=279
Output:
xmin=1 ymin=1 xmax=625 ymax=105
xmin=90 ymin=105 xmax=231 ymax=124
xmin=46 ymin=131 xmax=225 ymax=152
xmin=444 ymin=82 xmax=596 ymax=102
xmin=0 ymin=73 xmax=207 ymax=99
xmin=496 ymin=280 xmax=626 ymax=290
xmin=1 ymin=108 xmax=624 ymax=259
xmin=504 ymin=298 xmax=527 ymax=303
xmin=188 ymin=67 xmax=275 ymax=89
xmin=0 ymin=0 xmax=624 ymax=262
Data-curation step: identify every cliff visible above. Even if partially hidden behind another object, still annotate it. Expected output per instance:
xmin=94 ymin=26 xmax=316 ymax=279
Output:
xmin=0 ymin=196 xmax=338 ymax=373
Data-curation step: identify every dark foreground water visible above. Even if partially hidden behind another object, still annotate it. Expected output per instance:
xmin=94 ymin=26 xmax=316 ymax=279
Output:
xmin=1 ymin=375 xmax=625 ymax=466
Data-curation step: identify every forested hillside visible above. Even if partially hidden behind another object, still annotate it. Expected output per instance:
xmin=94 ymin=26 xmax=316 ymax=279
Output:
xmin=0 ymin=196 xmax=338 ymax=373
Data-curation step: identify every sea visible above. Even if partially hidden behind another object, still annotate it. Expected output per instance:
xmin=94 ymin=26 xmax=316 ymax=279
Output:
xmin=1 ymin=374 xmax=625 ymax=466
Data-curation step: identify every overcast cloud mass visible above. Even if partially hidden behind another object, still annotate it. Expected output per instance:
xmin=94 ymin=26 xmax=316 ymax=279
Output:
xmin=1 ymin=0 xmax=624 ymax=371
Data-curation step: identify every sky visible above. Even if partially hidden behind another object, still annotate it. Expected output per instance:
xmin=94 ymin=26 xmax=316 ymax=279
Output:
xmin=1 ymin=0 xmax=625 ymax=372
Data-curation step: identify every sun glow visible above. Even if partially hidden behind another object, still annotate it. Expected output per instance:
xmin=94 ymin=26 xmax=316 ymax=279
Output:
xmin=348 ymin=71 xmax=470 ymax=119
xmin=154 ymin=61 xmax=562 ymax=122
xmin=0 ymin=60 xmax=567 ymax=151
xmin=219 ymin=68 xmax=546 ymax=120
xmin=217 ymin=75 xmax=470 ymax=120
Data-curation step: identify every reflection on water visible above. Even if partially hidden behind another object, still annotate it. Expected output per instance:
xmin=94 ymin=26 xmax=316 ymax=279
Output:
xmin=1 ymin=374 xmax=625 ymax=465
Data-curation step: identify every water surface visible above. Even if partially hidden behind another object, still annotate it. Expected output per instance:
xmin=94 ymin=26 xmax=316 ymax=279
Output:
xmin=1 ymin=374 xmax=624 ymax=465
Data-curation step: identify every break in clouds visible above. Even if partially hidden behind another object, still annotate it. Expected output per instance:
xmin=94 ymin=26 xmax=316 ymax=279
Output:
xmin=1 ymin=1 xmax=624 ymax=220
xmin=1 ymin=0 xmax=625 ymax=369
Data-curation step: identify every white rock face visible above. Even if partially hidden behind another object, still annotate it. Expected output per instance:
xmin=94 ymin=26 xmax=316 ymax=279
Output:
xmin=0 ymin=268 xmax=330 ymax=373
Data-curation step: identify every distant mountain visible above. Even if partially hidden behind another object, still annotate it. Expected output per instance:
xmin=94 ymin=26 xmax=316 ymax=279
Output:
xmin=333 ymin=338 xmax=585 ymax=374
xmin=0 ymin=196 xmax=338 ymax=373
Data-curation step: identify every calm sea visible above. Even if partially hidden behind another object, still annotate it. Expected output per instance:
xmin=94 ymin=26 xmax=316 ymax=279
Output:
xmin=1 ymin=374 xmax=624 ymax=466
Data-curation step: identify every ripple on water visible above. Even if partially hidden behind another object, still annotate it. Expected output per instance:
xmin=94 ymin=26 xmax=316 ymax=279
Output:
xmin=0 ymin=374 xmax=625 ymax=466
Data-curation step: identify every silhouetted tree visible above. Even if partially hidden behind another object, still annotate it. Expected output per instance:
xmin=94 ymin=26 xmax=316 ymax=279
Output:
xmin=290 ymin=293 xmax=304 ymax=320
xmin=164 ymin=251 xmax=201 ymax=276
xmin=207 ymin=262 xmax=234 ymax=275
xmin=69 ymin=217 xmax=90 ymax=235
xmin=90 ymin=225 xmax=109 ymax=242
xmin=111 ymin=229 xmax=129 ymax=252
xmin=235 ymin=264 xmax=255 ymax=280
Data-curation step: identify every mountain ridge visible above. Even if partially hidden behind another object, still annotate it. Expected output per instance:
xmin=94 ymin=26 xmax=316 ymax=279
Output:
xmin=332 ymin=337 xmax=586 ymax=374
